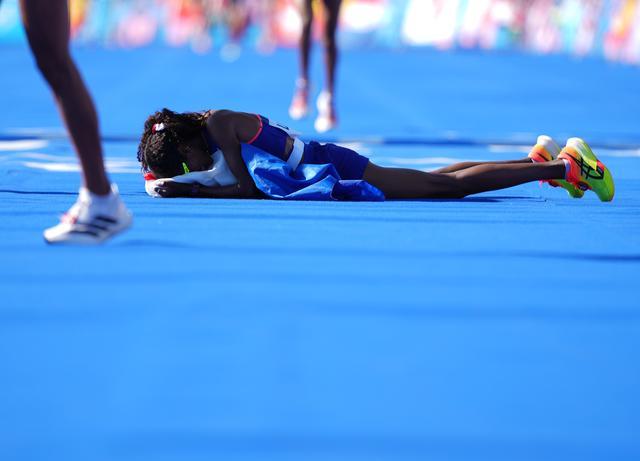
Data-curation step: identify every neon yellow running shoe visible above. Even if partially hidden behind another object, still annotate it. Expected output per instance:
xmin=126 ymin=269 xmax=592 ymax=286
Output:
xmin=558 ymin=138 xmax=615 ymax=202
xmin=528 ymin=135 xmax=584 ymax=198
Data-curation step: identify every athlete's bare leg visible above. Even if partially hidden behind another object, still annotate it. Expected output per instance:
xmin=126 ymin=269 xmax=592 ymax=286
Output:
xmin=363 ymin=160 xmax=566 ymax=199
xmin=313 ymin=0 xmax=341 ymax=131
xmin=289 ymin=0 xmax=313 ymax=119
xmin=431 ymin=157 xmax=532 ymax=174
xmin=321 ymin=0 xmax=341 ymax=97
xmin=299 ymin=0 xmax=313 ymax=85
xmin=18 ymin=0 xmax=131 ymax=243
xmin=20 ymin=0 xmax=110 ymax=195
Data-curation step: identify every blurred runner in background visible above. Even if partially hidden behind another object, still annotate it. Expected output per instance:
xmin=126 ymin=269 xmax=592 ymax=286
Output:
xmin=288 ymin=0 xmax=341 ymax=132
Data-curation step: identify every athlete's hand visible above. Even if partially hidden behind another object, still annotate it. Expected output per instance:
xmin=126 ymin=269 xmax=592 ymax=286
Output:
xmin=154 ymin=180 xmax=197 ymax=198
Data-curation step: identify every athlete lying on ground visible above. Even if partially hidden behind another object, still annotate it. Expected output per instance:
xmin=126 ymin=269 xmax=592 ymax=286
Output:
xmin=137 ymin=108 xmax=614 ymax=202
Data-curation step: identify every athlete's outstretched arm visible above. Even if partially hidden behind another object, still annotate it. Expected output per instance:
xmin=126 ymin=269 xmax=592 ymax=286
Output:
xmin=152 ymin=180 xmax=261 ymax=199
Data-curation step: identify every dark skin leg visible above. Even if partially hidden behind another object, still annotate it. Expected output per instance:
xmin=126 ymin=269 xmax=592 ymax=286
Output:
xmin=363 ymin=160 xmax=566 ymax=199
xmin=297 ymin=0 xmax=340 ymax=91
xmin=20 ymin=0 xmax=110 ymax=195
xmin=431 ymin=158 xmax=532 ymax=174
xmin=321 ymin=0 xmax=341 ymax=96
xmin=298 ymin=0 xmax=313 ymax=84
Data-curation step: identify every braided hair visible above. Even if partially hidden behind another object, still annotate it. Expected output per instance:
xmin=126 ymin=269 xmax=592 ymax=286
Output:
xmin=137 ymin=108 xmax=210 ymax=178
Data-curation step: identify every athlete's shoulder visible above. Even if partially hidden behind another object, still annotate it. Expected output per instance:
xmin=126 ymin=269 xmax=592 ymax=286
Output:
xmin=205 ymin=110 xmax=263 ymax=144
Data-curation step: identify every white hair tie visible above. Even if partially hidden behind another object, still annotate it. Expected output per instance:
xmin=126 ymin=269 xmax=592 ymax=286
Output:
xmin=152 ymin=123 xmax=165 ymax=133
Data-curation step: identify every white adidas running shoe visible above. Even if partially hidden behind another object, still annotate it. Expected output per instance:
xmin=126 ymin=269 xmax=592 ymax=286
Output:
xmin=44 ymin=184 xmax=132 ymax=244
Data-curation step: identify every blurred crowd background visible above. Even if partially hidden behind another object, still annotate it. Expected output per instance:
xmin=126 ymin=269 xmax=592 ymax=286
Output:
xmin=0 ymin=0 xmax=639 ymax=64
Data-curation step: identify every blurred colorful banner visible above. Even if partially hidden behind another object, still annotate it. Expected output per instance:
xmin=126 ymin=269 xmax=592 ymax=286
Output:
xmin=0 ymin=0 xmax=639 ymax=64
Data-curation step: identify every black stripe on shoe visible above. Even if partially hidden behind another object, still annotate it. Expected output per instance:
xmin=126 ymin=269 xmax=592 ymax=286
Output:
xmin=94 ymin=215 xmax=118 ymax=224
xmin=68 ymin=229 xmax=100 ymax=238
xmin=84 ymin=222 xmax=110 ymax=231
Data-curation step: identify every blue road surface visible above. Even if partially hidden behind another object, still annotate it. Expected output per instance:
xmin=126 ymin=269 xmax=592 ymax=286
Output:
xmin=1 ymin=45 xmax=639 ymax=461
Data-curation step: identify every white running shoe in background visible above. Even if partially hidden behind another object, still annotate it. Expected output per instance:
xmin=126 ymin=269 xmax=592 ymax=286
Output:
xmin=44 ymin=184 xmax=132 ymax=244
xmin=288 ymin=78 xmax=310 ymax=120
xmin=314 ymin=90 xmax=337 ymax=133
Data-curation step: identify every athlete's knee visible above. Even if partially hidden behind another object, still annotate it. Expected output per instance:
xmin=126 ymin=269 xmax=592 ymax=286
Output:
xmin=448 ymin=171 xmax=475 ymax=197
xmin=322 ymin=17 xmax=339 ymax=43
xmin=300 ymin=6 xmax=313 ymax=31
xmin=322 ymin=32 xmax=337 ymax=51
xmin=436 ymin=172 xmax=468 ymax=198
xmin=301 ymin=21 xmax=313 ymax=35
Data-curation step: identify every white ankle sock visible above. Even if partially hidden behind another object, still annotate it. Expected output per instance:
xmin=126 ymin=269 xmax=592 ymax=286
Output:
xmin=84 ymin=185 xmax=120 ymax=213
